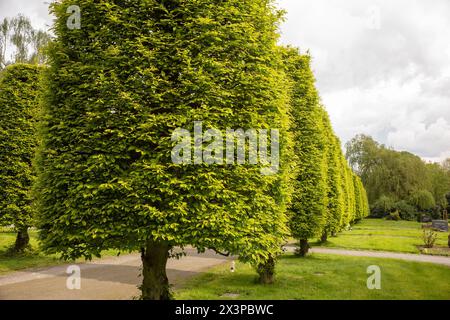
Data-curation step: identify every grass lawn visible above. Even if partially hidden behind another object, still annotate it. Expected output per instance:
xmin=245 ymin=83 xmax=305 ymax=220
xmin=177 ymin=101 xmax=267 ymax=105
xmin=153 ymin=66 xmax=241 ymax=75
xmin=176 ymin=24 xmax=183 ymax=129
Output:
xmin=311 ymin=219 xmax=450 ymax=254
xmin=0 ymin=229 xmax=63 ymax=274
xmin=0 ymin=229 xmax=124 ymax=275
xmin=175 ymin=254 xmax=450 ymax=300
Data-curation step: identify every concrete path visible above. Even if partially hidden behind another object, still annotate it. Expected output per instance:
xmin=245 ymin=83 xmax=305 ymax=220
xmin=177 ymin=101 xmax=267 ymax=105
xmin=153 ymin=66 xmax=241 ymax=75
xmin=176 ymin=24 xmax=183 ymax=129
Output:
xmin=0 ymin=248 xmax=233 ymax=300
xmin=284 ymin=246 xmax=450 ymax=267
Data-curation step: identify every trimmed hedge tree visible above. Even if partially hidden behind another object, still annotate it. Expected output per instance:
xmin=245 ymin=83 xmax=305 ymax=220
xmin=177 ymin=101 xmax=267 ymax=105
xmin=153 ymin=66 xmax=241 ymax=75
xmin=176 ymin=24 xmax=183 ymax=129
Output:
xmin=0 ymin=63 xmax=42 ymax=253
xmin=36 ymin=0 xmax=292 ymax=299
xmin=282 ymin=47 xmax=328 ymax=256
xmin=320 ymin=108 xmax=345 ymax=242
xmin=282 ymin=46 xmax=370 ymax=252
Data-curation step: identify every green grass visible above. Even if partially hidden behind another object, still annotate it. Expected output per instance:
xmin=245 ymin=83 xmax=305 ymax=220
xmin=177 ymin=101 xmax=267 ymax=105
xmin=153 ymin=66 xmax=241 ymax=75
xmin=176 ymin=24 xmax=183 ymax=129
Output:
xmin=311 ymin=219 xmax=449 ymax=254
xmin=175 ymin=254 xmax=450 ymax=300
xmin=0 ymin=229 xmax=63 ymax=274
xmin=0 ymin=229 xmax=126 ymax=275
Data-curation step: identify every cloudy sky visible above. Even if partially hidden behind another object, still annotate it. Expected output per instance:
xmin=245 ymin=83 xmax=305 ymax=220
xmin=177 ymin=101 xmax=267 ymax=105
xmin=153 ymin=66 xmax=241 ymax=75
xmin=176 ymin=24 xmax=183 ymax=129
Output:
xmin=2 ymin=0 xmax=450 ymax=162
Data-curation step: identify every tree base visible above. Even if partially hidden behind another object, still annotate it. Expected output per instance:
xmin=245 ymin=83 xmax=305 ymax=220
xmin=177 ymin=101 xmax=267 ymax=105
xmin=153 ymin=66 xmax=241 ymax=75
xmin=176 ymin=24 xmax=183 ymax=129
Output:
xmin=320 ymin=232 xmax=328 ymax=243
xmin=257 ymin=256 xmax=275 ymax=284
xmin=295 ymin=239 xmax=310 ymax=257
xmin=12 ymin=227 xmax=30 ymax=254
xmin=140 ymin=241 xmax=172 ymax=300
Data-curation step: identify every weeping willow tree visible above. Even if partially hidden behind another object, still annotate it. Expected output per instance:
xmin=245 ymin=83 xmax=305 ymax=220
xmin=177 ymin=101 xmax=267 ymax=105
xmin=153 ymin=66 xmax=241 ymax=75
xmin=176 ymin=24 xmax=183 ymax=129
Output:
xmin=36 ymin=0 xmax=293 ymax=299
xmin=0 ymin=63 xmax=42 ymax=253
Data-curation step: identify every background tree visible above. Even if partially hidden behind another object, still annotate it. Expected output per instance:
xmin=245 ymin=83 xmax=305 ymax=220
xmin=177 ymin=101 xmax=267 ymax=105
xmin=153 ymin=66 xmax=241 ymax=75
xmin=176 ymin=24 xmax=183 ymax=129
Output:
xmin=346 ymin=135 xmax=430 ymax=202
xmin=0 ymin=18 xmax=10 ymax=69
xmin=0 ymin=64 xmax=42 ymax=253
xmin=346 ymin=134 xmax=450 ymax=220
xmin=30 ymin=29 xmax=51 ymax=65
xmin=0 ymin=15 xmax=50 ymax=69
xmin=10 ymin=15 xmax=33 ymax=63
xmin=409 ymin=190 xmax=436 ymax=212
xmin=426 ymin=163 xmax=450 ymax=208
xmin=36 ymin=0 xmax=292 ymax=299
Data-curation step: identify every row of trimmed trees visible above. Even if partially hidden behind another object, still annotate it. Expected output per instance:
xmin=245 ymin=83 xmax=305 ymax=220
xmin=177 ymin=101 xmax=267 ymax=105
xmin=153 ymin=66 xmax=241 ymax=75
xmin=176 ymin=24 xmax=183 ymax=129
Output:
xmin=0 ymin=0 xmax=368 ymax=299
xmin=282 ymin=47 xmax=369 ymax=257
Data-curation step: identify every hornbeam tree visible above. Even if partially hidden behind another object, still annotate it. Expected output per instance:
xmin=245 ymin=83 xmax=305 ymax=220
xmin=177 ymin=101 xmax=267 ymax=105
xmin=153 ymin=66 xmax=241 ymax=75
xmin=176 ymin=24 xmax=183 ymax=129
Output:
xmin=282 ymin=47 xmax=328 ymax=256
xmin=343 ymin=165 xmax=356 ymax=227
xmin=36 ymin=0 xmax=292 ymax=299
xmin=353 ymin=174 xmax=369 ymax=221
xmin=0 ymin=63 xmax=42 ymax=253
xmin=320 ymin=109 xmax=345 ymax=242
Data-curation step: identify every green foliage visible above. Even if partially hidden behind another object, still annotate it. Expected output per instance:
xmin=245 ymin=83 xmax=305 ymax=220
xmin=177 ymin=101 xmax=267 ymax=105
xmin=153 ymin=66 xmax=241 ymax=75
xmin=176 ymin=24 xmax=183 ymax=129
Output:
xmin=393 ymin=200 xmax=418 ymax=221
xmin=340 ymin=161 xmax=356 ymax=227
xmin=282 ymin=47 xmax=366 ymax=242
xmin=346 ymin=135 xmax=437 ymax=203
xmin=422 ymin=229 xmax=437 ymax=248
xmin=446 ymin=193 xmax=450 ymax=213
xmin=409 ymin=190 xmax=436 ymax=212
xmin=371 ymin=195 xmax=395 ymax=218
xmin=322 ymin=114 xmax=345 ymax=236
xmin=0 ymin=63 xmax=42 ymax=231
xmin=353 ymin=174 xmax=368 ymax=221
xmin=347 ymin=134 xmax=450 ymax=220
xmin=361 ymin=180 xmax=370 ymax=218
xmin=386 ymin=210 xmax=401 ymax=221
xmin=282 ymin=47 xmax=328 ymax=241
xmin=36 ymin=0 xmax=292 ymax=267
xmin=426 ymin=163 xmax=450 ymax=208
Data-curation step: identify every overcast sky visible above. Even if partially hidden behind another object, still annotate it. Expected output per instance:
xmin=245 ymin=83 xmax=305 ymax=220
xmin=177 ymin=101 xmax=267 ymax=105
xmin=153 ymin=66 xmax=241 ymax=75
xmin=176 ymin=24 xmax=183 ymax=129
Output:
xmin=2 ymin=0 xmax=450 ymax=162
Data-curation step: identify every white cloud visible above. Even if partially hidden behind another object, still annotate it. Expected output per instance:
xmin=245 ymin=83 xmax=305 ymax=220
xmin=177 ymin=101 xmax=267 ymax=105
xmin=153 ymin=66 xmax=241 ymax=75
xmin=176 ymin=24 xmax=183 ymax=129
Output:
xmin=278 ymin=0 xmax=450 ymax=162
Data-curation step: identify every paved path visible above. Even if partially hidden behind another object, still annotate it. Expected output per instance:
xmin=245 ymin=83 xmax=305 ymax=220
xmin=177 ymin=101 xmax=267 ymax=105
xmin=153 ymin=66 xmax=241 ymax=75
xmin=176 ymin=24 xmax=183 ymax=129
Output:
xmin=0 ymin=248 xmax=233 ymax=300
xmin=284 ymin=246 xmax=450 ymax=267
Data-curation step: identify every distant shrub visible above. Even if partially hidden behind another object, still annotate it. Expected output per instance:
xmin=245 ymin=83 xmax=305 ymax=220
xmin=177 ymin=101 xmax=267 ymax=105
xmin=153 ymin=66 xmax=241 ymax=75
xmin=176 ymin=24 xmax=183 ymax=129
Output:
xmin=386 ymin=210 xmax=401 ymax=221
xmin=429 ymin=206 xmax=444 ymax=220
xmin=370 ymin=195 xmax=395 ymax=218
xmin=393 ymin=201 xmax=418 ymax=221
xmin=423 ymin=229 xmax=437 ymax=248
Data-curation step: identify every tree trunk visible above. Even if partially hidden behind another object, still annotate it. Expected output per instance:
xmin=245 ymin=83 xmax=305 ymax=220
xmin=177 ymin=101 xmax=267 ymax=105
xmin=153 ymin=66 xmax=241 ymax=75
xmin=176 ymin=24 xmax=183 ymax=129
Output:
xmin=257 ymin=256 xmax=275 ymax=284
xmin=296 ymin=239 xmax=309 ymax=257
xmin=140 ymin=240 xmax=171 ymax=300
xmin=320 ymin=231 xmax=328 ymax=243
xmin=14 ymin=227 xmax=30 ymax=253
